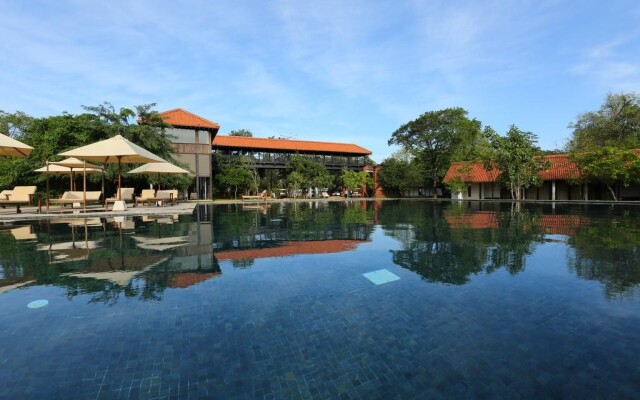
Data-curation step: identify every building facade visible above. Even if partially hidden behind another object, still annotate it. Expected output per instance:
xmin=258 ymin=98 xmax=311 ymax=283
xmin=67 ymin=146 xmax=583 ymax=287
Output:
xmin=211 ymin=135 xmax=371 ymax=171
xmin=443 ymin=153 xmax=640 ymax=201
xmin=158 ymin=109 xmax=372 ymax=198
xmin=159 ymin=109 xmax=220 ymax=199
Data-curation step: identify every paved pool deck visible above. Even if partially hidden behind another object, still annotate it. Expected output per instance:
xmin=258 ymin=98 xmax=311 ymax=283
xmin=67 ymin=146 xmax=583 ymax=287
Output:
xmin=0 ymin=196 xmax=387 ymax=222
xmin=0 ymin=201 xmax=199 ymax=222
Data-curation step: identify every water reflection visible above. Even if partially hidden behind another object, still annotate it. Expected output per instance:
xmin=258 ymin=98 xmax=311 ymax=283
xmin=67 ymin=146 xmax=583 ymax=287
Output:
xmin=1 ymin=201 xmax=640 ymax=301
xmin=211 ymin=201 xmax=375 ymax=267
xmin=0 ymin=211 xmax=220 ymax=303
xmin=379 ymin=201 xmax=640 ymax=298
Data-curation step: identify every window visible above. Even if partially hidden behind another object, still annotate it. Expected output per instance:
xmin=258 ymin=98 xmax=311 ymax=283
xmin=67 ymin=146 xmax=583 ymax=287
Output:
xmin=467 ymin=185 xmax=472 ymax=198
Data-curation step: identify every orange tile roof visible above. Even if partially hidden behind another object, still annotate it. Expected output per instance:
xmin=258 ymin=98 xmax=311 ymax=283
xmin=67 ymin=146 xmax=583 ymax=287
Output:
xmin=445 ymin=211 xmax=590 ymax=234
xmin=169 ymin=272 xmax=221 ymax=288
xmin=537 ymin=154 xmax=581 ymax=181
xmin=538 ymin=215 xmax=590 ymax=235
xmin=443 ymin=162 xmax=500 ymax=183
xmin=214 ymin=240 xmax=367 ymax=261
xmin=444 ymin=211 xmax=499 ymax=229
xmin=159 ymin=108 xmax=220 ymax=130
xmin=213 ymin=135 xmax=372 ymax=155
xmin=444 ymin=154 xmax=583 ymax=183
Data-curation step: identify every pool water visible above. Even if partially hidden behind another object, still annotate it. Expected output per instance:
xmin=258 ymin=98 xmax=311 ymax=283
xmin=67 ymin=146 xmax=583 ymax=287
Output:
xmin=1 ymin=201 xmax=639 ymax=399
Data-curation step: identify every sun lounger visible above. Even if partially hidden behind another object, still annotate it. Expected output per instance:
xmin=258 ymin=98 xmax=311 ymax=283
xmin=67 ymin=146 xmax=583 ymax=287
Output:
xmin=155 ymin=189 xmax=178 ymax=206
xmin=0 ymin=186 xmax=37 ymax=213
xmin=49 ymin=191 xmax=103 ymax=209
xmin=0 ymin=190 xmax=13 ymax=200
xmin=135 ymin=189 xmax=156 ymax=207
xmin=242 ymin=190 xmax=269 ymax=202
xmin=105 ymin=188 xmax=135 ymax=208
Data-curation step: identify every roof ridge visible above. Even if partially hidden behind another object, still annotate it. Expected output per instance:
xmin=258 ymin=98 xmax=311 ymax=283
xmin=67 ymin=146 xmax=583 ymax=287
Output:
xmin=216 ymin=134 xmax=369 ymax=149
xmin=159 ymin=108 xmax=220 ymax=129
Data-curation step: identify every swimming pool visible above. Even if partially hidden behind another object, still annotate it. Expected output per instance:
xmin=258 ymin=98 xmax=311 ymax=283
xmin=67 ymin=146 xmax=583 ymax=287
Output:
xmin=1 ymin=201 xmax=639 ymax=398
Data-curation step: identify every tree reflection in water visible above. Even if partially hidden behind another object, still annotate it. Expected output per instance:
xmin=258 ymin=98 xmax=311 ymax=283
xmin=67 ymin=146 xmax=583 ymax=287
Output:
xmin=380 ymin=201 xmax=640 ymax=298
xmin=1 ymin=202 xmax=640 ymax=301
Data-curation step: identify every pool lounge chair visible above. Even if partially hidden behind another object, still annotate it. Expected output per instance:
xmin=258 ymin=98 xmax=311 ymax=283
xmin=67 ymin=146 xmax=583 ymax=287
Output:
xmin=242 ymin=190 xmax=269 ymax=202
xmin=0 ymin=186 xmax=37 ymax=213
xmin=105 ymin=188 xmax=135 ymax=208
xmin=49 ymin=191 xmax=103 ymax=210
xmin=0 ymin=190 xmax=13 ymax=200
xmin=135 ymin=189 xmax=157 ymax=207
xmin=155 ymin=189 xmax=178 ymax=206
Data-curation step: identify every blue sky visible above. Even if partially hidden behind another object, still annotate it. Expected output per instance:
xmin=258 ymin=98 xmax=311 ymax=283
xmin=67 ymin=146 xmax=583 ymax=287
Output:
xmin=1 ymin=0 xmax=639 ymax=163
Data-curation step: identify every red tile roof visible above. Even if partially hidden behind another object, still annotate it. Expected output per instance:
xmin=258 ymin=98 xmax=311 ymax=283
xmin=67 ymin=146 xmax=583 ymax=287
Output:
xmin=443 ymin=162 xmax=500 ymax=183
xmin=444 ymin=154 xmax=583 ymax=183
xmin=538 ymin=215 xmax=590 ymax=235
xmin=214 ymin=240 xmax=367 ymax=261
xmin=213 ymin=135 xmax=372 ymax=155
xmin=538 ymin=154 xmax=581 ymax=181
xmin=169 ymin=272 xmax=221 ymax=288
xmin=444 ymin=211 xmax=499 ymax=229
xmin=444 ymin=211 xmax=590 ymax=234
xmin=159 ymin=108 xmax=220 ymax=130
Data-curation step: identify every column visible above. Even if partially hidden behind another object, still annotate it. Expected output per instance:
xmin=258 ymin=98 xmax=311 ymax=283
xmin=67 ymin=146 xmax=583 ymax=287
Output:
xmin=551 ymin=181 xmax=556 ymax=201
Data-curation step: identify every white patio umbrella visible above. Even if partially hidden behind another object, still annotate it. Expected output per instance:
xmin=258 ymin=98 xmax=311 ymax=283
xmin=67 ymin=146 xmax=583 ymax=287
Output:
xmin=34 ymin=159 xmax=102 ymax=190
xmin=0 ymin=133 xmax=33 ymax=157
xmin=36 ymin=158 xmax=104 ymax=211
xmin=128 ymin=161 xmax=191 ymax=190
xmin=59 ymin=134 xmax=166 ymax=200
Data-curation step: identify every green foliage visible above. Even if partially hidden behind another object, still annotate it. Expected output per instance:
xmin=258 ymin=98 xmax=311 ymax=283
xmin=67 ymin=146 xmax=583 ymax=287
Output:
xmin=444 ymin=176 xmax=467 ymax=195
xmin=0 ymin=110 xmax=34 ymax=137
xmin=229 ymin=129 xmax=253 ymax=137
xmin=388 ymin=107 xmax=484 ymax=197
xmin=567 ymin=208 xmax=640 ymax=299
xmin=341 ymin=169 xmax=372 ymax=192
xmin=568 ymin=92 xmax=640 ymax=151
xmin=377 ymin=156 xmax=421 ymax=197
xmin=0 ymin=103 xmax=187 ymax=194
xmin=84 ymin=102 xmax=176 ymax=161
xmin=379 ymin=202 xmax=544 ymax=284
xmin=287 ymin=154 xmax=333 ymax=189
xmin=570 ymin=147 xmax=640 ymax=200
xmin=218 ymin=159 xmax=253 ymax=198
xmin=485 ymin=125 xmax=549 ymax=200
xmin=286 ymin=171 xmax=305 ymax=198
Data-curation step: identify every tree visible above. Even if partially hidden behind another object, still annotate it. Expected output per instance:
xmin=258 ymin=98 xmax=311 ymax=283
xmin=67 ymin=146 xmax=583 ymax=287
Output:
xmin=567 ymin=92 xmax=640 ymax=151
xmin=0 ymin=110 xmax=34 ymax=138
xmin=85 ymin=102 xmax=194 ymax=192
xmin=286 ymin=171 xmax=305 ymax=198
xmin=388 ymin=107 xmax=483 ymax=198
xmin=377 ymin=154 xmax=422 ymax=197
xmin=85 ymin=102 xmax=176 ymax=161
xmin=218 ymin=163 xmax=252 ymax=199
xmin=288 ymin=154 xmax=333 ymax=191
xmin=485 ymin=125 xmax=549 ymax=200
xmin=341 ymin=169 xmax=372 ymax=194
xmin=570 ymin=147 xmax=640 ymax=201
xmin=0 ymin=111 xmax=107 ymax=190
xmin=229 ymin=129 xmax=253 ymax=137
xmin=0 ymin=103 xmax=188 ymax=194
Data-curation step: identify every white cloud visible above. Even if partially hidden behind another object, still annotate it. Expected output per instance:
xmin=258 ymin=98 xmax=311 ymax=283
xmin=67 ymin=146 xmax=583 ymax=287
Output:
xmin=572 ymin=33 xmax=640 ymax=91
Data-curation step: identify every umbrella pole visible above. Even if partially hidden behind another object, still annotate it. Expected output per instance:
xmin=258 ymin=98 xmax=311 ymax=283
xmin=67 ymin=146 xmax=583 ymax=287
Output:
xmin=118 ymin=156 xmax=122 ymax=200
xmin=102 ymin=168 xmax=105 ymax=210
xmin=46 ymin=161 xmax=50 ymax=212
xmin=83 ymin=163 xmax=87 ymax=212
xmin=101 ymin=168 xmax=105 ymax=201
